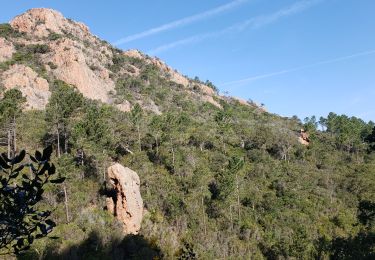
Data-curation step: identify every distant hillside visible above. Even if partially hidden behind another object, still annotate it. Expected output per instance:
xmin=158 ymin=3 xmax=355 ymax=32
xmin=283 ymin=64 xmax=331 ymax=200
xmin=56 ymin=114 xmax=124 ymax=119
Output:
xmin=0 ymin=8 xmax=374 ymax=260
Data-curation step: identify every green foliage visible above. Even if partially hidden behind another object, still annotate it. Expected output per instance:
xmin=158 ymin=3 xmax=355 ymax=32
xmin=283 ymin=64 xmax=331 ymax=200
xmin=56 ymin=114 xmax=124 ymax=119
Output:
xmin=46 ymin=80 xmax=84 ymax=125
xmin=0 ymin=89 xmax=26 ymax=123
xmin=131 ymin=103 xmax=143 ymax=125
xmin=45 ymin=80 xmax=84 ymax=155
xmin=25 ymin=44 xmax=50 ymax=54
xmin=47 ymin=32 xmax=63 ymax=41
xmin=2 ymin=38 xmax=374 ymax=258
xmin=73 ymin=104 xmax=113 ymax=147
xmin=0 ymin=44 xmax=49 ymax=76
xmin=365 ymin=126 xmax=375 ymax=151
xmin=321 ymin=112 xmax=374 ymax=152
xmin=304 ymin=115 xmax=318 ymax=132
xmin=0 ymin=147 xmax=63 ymax=255
xmin=0 ymin=23 xmax=23 ymax=39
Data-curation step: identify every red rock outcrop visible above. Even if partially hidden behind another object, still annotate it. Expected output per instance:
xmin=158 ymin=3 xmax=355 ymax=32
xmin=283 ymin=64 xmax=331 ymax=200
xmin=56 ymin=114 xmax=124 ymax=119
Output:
xmin=0 ymin=38 xmax=15 ymax=62
xmin=42 ymin=38 xmax=115 ymax=103
xmin=10 ymin=8 xmax=91 ymax=39
xmin=298 ymin=129 xmax=310 ymax=145
xmin=1 ymin=64 xmax=50 ymax=109
xmin=106 ymin=163 xmax=143 ymax=234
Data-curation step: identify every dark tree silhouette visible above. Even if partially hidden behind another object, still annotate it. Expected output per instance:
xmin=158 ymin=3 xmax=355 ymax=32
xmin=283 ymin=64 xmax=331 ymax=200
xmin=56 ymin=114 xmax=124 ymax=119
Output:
xmin=0 ymin=146 xmax=64 ymax=255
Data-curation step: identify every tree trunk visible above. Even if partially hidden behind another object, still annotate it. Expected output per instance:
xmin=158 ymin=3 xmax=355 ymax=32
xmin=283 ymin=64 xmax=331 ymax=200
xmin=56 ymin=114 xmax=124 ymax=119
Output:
xmin=13 ymin=116 xmax=16 ymax=156
xmin=63 ymin=184 xmax=70 ymax=223
xmin=155 ymin=136 xmax=159 ymax=155
xmin=7 ymin=129 xmax=11 ymax=158
xmin=64 ymin=130 xmax=68 ymax=154
xmin=137 ymin=124 xmax=141 ymax=152
xmin=56 ymin=124 xmax=61 ymax=158
xmin=236 ymin=173 xmax=241 ymax=223
xmin=201 ymin=187 xmax=207 ymax=236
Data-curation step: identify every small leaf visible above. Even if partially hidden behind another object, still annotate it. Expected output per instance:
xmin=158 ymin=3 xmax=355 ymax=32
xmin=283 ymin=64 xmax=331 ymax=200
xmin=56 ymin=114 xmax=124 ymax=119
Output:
xmin=1 ymin=153 xmax=11 ymax=162
xmin=12 ymin=150 xmax=26 ymax=165
xmin=38 ymin=223 xmax=47 ymax=234
xmin=17 ymin=238 xmax=24 ymax=247
xmin=22 ymin=180 xmax=30 ymax=188
xmin=35 ymin=150 xmax=42 ymax=161
xmin=28 ymin=235 xmax=34 ymax=244
xmin=14 ymin=165 xmax=25 ymax=173
xmin=45 ymin=219 xmax=56 ymax=227
xmin=10 ymin=171 xmax=20 ymax=179
xmin=29 ymin=155 xmax=38 ymax=163
xmin=48 ymin=164 xmax=56 ymax=175
xmin=38 ymin=163 xmax=50 ymax=176
xmin=42 ymin=145 xmax=53 ymax=161
xmin=49 ymin=177 xmax=65 ymax=184
xmin=0 ymin=156 xmax=10 ymax=169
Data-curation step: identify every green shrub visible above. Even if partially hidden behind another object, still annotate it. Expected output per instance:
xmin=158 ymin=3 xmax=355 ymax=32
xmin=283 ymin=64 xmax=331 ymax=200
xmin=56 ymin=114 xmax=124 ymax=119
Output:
xmin=0 ymin=23 xmax=22 ymax=38
xmin=25 ymin=44 xmax=50 ymax=54
xmin=48 ymin=32 xmax=63 ymax=41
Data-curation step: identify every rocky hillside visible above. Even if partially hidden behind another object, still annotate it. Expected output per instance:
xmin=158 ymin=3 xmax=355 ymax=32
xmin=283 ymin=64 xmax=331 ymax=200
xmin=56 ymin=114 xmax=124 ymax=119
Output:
xmin=1 ymin=8 xmax=374 ymax=260
xmin=0 ymin=8 xmax=254 ymax=113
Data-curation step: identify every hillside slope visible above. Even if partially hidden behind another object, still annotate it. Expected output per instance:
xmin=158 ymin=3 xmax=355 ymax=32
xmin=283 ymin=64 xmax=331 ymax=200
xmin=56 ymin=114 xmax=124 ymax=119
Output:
xmin=0 ymin=8 xmax=374 ymax=260
xmin=1 ymin=8 xmax=253 ymax=112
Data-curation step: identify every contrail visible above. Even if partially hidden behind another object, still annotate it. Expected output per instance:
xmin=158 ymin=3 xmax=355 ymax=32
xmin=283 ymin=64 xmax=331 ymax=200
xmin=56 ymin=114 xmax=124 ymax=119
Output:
xmin=148 ymin=0 xmax=323 ymax=55
xmin=148 ymin=27 xmax=234 ymax=55
xmin=219 ymin=49 xmax=375 ymax=87
xmin=113 ymin=0 xmax=248 ymax=46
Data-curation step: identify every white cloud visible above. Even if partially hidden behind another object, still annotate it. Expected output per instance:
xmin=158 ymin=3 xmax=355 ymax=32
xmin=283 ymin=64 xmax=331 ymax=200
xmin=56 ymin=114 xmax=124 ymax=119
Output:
xmin=113 ymin=0 xmax=248 ymax=46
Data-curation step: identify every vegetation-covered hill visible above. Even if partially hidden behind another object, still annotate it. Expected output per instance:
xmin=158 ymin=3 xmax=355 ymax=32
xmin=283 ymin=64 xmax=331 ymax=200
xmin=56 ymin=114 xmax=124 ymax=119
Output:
xmin=0 ymin=8 xmax=374 ymax=260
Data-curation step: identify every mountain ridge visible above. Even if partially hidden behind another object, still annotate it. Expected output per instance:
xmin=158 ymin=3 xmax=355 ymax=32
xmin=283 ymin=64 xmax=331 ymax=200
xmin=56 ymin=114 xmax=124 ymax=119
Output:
xmin=1 ymin=8 xmax=260 ymax=113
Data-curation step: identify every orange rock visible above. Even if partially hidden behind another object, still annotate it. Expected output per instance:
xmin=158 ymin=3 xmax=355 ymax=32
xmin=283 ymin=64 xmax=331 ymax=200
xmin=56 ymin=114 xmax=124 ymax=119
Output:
xmin=0 ymin=38 xmax=15 ymax=62
xmin=1 ymin=64 xmax=50 ymax=110
xmin=106 ymin=163 xmax=143 ymax=235
xmin=298 ymin=129 xmax=310 ymax=145
xmin=10 ymin=8 xmax=90 ymax=39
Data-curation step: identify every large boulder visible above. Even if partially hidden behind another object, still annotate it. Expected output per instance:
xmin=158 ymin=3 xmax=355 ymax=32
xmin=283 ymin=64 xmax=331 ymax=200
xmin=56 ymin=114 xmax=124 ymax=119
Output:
xmin=106 ymin=163 xmax=143 ymax=234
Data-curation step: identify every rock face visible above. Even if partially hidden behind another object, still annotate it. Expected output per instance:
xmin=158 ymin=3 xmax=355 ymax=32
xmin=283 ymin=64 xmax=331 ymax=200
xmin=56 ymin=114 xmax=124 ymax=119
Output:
xmin=10 ymin=8 xmax=91 ymax=39
xmin=42 ymin=38 xmax=115 ymax=103
xmin=1 ymin=64 xmax=50 ymax=109
xmin=106 ymin=163 xmax=143 ymax=234
xmin=298 ymin=129 xmax=310 ymax=146
xmin=0 ymin=38 xmax=15 ymax=62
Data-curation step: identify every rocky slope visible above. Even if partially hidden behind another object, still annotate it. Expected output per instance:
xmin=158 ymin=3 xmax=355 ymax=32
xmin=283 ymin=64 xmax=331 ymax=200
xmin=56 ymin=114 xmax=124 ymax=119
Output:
xmin=0 ymin=8 xmax=254 ymax=112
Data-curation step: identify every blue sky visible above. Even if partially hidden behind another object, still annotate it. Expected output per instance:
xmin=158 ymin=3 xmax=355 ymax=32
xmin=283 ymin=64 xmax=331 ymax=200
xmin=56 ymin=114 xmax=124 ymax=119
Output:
xmin=1 ymin=0 xmax=375 ymax=121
